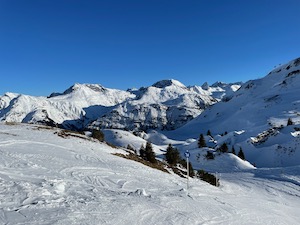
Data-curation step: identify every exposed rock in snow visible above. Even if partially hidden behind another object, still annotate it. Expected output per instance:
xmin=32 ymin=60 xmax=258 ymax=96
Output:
xmin=152 ymin=79 xmax=186 ymax=89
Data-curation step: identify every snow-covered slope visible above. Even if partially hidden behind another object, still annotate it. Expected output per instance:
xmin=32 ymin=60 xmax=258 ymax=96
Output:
xmin=0 ymin=80 xmax=240 ymax=131
xmin=0 ymin=123 xmax=299 ymax=224
xmin=166 ymin=57 xmax=300 ymax=167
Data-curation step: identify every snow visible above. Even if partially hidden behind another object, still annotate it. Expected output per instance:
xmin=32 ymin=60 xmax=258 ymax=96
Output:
xmin=0 ymin=80 xmax=240 ymax=131
xmin=0 ymin=123 xmax=299 ymax=224
xmin=164 ymin=57 xmax=300 ymax=167
xmin=0 ymin=84 xmax=134 ymax=129
xmin=90 ymin=80 xmax=240 ymax=131
xmin=1 ymin=57 xmax=300 ymax=223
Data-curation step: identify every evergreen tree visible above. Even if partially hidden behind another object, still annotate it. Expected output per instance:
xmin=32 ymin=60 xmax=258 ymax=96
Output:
xmin=207 ymin=130 xmax=212 ymax=137
xmin=165 ymin=144 xmax=180 ymax=165
xmin=198 ymin=134 xmax=207 ymax=148
xmin=179 ymin=159 xmax=195 ymax=177
xmin=145 ymin=142 xmax=156 ymax=163
xmin=188 ymin=162 xmax=195 ymax=177
xmin=238 ymin=147 xmax=245 ymax=160
xmin=139 ymin=144 xmax=146 ymax=159
xmin=287 ymin=118 xmax=293 ymax=126
xmin=205 ymin=151 xmax=214 ymax=160
xmin=220 ymin=143 xmax=228 ymax=153
xmin=231 ymin=146 xmax=236 ymax=155
xmin=197 ymin=169 xmax=219 ymax=186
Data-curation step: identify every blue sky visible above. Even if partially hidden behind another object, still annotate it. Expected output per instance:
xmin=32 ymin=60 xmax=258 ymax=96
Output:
xmin=1 ymin=0 xmax=300 ymax=96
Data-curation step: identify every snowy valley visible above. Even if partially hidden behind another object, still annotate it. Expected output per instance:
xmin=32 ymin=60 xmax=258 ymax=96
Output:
xmin=1 ymin=57 xmax=300 ymax=224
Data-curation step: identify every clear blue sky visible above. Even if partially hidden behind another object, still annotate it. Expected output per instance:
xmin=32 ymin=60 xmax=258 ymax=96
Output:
xmin=1 ymin=0 xmax=300 ymax=96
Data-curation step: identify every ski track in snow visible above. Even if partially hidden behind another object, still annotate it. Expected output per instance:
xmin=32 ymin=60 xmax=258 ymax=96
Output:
xmin=0 ymin=124 xmax=300 ymax=224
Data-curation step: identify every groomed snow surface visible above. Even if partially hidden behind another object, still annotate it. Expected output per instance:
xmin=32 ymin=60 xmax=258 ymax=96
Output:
xmin=0 ymin=123 xmax=300 ymax=225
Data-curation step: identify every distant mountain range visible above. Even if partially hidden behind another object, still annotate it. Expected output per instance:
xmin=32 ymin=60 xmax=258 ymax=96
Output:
xmin=0 ymin=79 xmax=241 ymax=131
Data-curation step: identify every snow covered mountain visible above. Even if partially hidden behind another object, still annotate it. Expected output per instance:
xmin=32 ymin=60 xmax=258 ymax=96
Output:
xmin=90 ymin=79 xmax=220 ymax=131
xmin=166 ymin=57 xmax=300 ymax=167
xmin=0 ymin=83 xmax=133 ymax=129
xmin=0 ymin=80 xmax=239 ymax=131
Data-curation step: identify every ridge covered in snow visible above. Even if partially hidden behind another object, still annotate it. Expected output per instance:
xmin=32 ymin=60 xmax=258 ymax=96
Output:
xmin=0 ymin=83 xmax=133 ymax=129
xmin=166 ymin=57 xmax=300 ymax=167
xmin=0 ymin=79 xmax=239 ymax=131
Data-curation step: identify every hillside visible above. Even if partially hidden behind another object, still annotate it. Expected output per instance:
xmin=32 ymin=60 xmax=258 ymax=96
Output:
xmin=165 ymin=57 xmax=300 ymax=167
xmin=0 ymin=123 xmax=299 ymax=224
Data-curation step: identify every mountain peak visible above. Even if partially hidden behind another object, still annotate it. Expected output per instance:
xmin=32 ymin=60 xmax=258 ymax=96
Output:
xmin=68 ymin=83 xmax=105 ymax=93
xmin=152 ymin=79 xmax=186 ymax=88
xmin=211 ymin=81 xmax=227 ymax=88
xmin=268 ymin=57 xmax=300 ymax=76
xmin=201 ymin=82 xmax=209 ymax=90
xmin=48 ymin=83 xmax=105 ymax=98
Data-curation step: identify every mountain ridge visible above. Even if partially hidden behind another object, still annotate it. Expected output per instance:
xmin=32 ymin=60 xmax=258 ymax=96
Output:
xmin=164 ymin=57 xmax=300 ymax=167
xmin=0 ymin=79 xmax=239 ymax=131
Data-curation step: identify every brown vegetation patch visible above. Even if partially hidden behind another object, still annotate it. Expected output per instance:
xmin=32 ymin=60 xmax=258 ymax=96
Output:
xmin=55 ymin=129 xmax=89 ymax=141
xmin=113 ymin=152 xmax=169 ymax=174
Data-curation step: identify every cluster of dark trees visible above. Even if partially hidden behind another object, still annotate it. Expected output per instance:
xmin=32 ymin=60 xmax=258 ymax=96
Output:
xmin=197 ymin=170 xmax=219 ymax=187
xmin=139 ymin=142 xmax=156 ymax=163
xmin=198 ymin=131 xmax=246 ymax=161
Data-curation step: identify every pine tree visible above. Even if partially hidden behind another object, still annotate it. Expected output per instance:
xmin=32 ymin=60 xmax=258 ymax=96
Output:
xmin=165 ymin=144 xmax=180 ymax=165
xmin=179 ymin=159 xmax=195 ymax=177
xmin=238 ymin=147 xmax=245 ymax=160
xmin=220 ymin=143 xmax=228 ymax=153
xmin=205 ymin=150 xmax=214 ymax=160
xmin=231 ymin=146 xmax=236 ymax=155
xmin=207 ymin=130 xmax=212 ymax=136
xmin=188 ymin=162 xmax=195 ymax=177
xmin=145 ymin=142 xmax=156 ymax=163
xmin=197 ymin=169 xmax=219 ymax=186
xmin=198 ymin=134 xmax=207 ymax=148
xmin=287 ymin=118 xmax=293 ymax=126
xmin=139 ymin=144 xmax=146 ymax=159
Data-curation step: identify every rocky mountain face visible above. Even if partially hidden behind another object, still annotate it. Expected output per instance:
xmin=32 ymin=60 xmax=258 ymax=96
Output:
xmin=0 ymin=80 xmax=240 ymax=131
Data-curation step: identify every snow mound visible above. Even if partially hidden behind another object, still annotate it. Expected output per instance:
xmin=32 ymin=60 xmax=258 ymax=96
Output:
xmin=128 ymin=188 xmax=150 ymax=197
